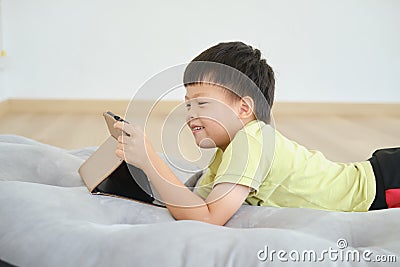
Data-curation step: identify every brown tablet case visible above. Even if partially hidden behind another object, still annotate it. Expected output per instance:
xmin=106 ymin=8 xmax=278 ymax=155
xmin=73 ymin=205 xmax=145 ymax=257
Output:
xmin=78 ymin=135 xmax=166 ymax=207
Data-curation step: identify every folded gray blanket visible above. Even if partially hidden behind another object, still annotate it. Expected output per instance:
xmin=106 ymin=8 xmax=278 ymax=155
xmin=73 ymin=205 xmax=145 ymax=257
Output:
xmin=0 ymin=134 xmax=399 ymax=267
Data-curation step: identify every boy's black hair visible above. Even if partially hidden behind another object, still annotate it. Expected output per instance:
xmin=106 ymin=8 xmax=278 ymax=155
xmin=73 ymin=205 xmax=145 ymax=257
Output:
xmin=183 ymin=41 xmax=275 ymax=123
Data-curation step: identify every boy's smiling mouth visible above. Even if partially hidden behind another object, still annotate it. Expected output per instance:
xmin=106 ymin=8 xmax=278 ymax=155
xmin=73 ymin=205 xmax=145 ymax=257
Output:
xmin=189 ymin=124 xmax=205 ymax=134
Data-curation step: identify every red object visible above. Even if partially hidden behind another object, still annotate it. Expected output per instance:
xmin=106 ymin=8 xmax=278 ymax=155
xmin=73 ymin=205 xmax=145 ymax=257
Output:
xmin=385 ymin=189 xmax=400 ymax=208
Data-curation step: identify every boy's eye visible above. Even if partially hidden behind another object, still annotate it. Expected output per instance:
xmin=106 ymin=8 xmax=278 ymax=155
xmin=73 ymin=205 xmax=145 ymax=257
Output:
xmin=184 ymin=100 xmax=209 ymax=110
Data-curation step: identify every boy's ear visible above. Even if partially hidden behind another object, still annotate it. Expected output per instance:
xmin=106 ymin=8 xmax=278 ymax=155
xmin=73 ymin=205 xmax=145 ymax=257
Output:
xmin=238 ymin=96 xmax=255 ymax=119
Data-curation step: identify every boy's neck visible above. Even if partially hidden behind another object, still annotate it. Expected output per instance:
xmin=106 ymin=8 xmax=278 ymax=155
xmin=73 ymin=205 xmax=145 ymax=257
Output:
xmin=218 ymin=118 xmax=257 ymax=152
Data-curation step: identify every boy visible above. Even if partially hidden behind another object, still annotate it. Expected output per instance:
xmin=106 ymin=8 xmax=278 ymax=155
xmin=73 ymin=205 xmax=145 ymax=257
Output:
xmin=114 ymin=41 xmax=400 ymax=226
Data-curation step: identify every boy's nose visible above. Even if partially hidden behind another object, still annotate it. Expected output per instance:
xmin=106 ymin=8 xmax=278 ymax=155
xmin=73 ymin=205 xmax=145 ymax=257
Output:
xmin=186 ymin=114 xmax=194 ymax=122
xmin=186 ymin=109 xmax=197 ymax=122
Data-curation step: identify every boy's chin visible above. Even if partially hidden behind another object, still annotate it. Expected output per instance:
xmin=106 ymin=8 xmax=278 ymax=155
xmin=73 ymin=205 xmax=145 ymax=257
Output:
xmin=196 ymin=138 xmax=217 ymax=149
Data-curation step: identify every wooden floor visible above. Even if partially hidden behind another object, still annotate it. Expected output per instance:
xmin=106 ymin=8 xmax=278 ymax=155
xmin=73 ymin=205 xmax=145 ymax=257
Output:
xmin=0 ymin=109 xmax=399 ymax=163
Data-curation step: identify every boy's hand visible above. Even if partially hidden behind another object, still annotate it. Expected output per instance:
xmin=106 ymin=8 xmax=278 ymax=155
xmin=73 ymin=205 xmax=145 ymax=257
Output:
xmin=113 ymin=121 xmax=156 ymax=170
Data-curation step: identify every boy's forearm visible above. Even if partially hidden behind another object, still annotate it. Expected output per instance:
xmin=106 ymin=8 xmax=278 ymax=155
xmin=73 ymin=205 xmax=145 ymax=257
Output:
xmin=142 ymin=151 xmax=214 ymax=223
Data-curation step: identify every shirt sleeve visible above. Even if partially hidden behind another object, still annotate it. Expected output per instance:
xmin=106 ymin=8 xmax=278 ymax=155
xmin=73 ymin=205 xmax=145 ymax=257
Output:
xmin=212 ymin=127 xmax=273 ymax=194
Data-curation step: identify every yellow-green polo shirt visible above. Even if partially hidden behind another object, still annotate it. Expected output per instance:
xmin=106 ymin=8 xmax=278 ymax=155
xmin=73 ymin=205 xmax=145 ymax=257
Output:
xmin=196 ymin=120 xmax=376 ymax=212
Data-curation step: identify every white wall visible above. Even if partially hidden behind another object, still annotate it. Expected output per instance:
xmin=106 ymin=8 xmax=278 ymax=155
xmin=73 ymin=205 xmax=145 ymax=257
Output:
xmin=0 ymin=0 xmax=6 ymax=101
xmin=2 ymin=0 xmax=400 ymax=102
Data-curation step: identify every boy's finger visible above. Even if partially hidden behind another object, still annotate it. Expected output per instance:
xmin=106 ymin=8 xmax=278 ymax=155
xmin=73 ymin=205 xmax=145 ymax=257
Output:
xmin=113 ymin=121 xmax=122 ymax=129
xmin=114 ymin=121 xmax=132 ymax=136
xmin=117 ymin=143 xmax=124 ymax=150
xmin=113 ymin=121 xmax=128 ymax=128
xmin=117 ymin=135 xmax=125 ymax=143
xmin=115 ymin=149 xmax=125 ymax=160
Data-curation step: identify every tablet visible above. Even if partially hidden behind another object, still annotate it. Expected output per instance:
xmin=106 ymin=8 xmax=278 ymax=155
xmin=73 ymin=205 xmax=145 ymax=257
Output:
xmin=78 ymin=111 xmax=165 ymax=207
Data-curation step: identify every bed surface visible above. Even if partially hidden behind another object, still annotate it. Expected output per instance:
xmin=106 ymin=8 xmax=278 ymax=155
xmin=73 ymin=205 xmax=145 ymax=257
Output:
xmin=0 ymin=134 xmax=399 ymax=267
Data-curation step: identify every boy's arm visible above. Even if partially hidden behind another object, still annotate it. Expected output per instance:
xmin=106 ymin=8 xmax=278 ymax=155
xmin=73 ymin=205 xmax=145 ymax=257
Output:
xmin=143 ymin=152 xmax=251 ymax=226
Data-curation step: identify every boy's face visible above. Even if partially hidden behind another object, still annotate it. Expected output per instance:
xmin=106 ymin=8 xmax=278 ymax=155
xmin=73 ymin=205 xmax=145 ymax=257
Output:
xmin=184 ymin=84 xmax=245 ymax=151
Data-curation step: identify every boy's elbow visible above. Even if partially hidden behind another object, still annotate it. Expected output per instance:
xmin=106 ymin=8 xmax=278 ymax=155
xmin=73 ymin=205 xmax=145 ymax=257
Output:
xmin=174 ymin=216 xmax=226 ymax=226
xmin=170 ymin=206 xmax=227 ymax=226
xmin=207 ymin=218 xmax=227 ymax=226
